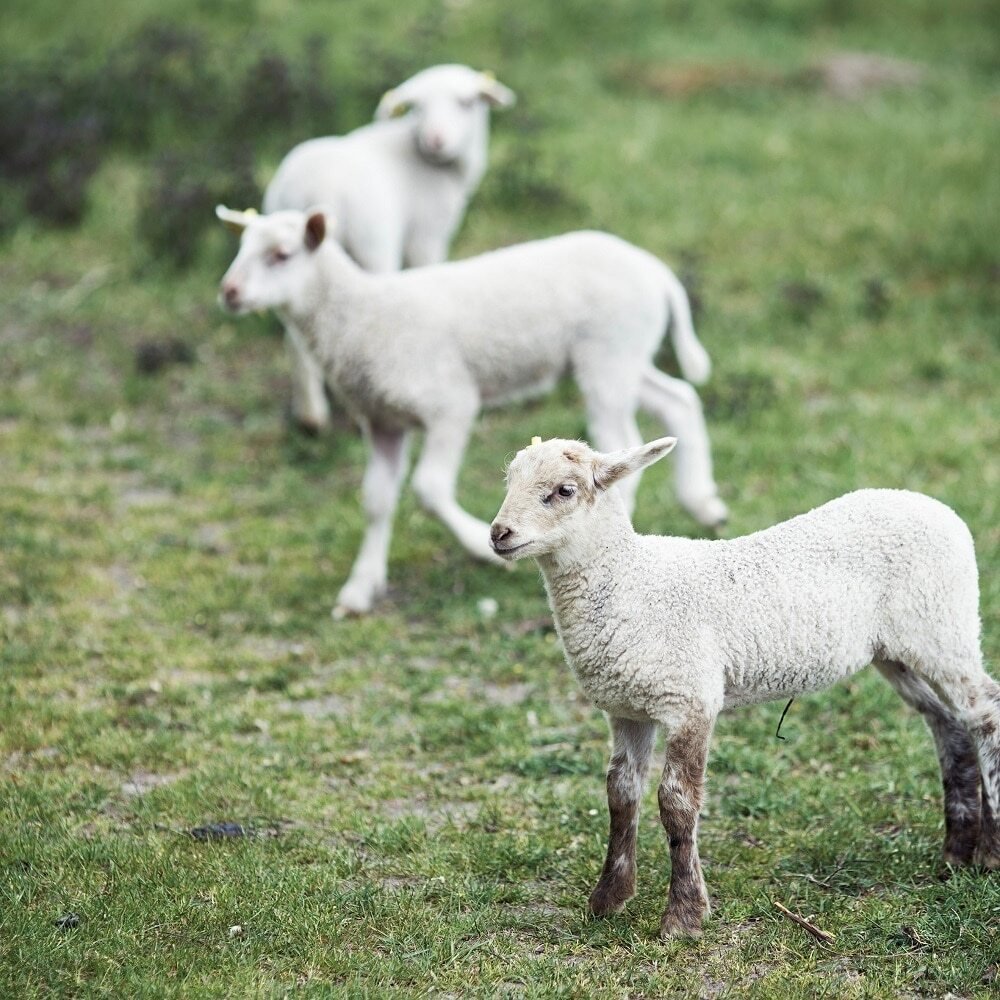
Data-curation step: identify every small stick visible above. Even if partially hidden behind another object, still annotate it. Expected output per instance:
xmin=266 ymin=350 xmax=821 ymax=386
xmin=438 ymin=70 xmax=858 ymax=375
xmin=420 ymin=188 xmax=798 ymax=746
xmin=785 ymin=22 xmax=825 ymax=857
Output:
xmin=774 ymin=698 xmax=794 ymax=740
xmin=773 ymin=900 xmax=835 ymax=944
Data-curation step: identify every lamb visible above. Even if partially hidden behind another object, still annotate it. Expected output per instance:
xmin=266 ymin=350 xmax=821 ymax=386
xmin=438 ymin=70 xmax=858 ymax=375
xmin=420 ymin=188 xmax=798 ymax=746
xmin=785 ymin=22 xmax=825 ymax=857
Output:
xmin=262 ymin=64 xmax=516 ymax=434
xmin=490 ymin=435 xmax=999 ymax=939
xmin=215 ymin=207 xmax=727 ymax=619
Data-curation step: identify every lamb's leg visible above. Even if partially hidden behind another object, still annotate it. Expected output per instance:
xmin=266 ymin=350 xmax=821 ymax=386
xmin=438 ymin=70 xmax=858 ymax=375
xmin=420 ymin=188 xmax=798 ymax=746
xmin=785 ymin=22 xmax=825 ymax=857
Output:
xmin=638 ymin=367 xmax=727 ymax=529
xmin=333 ymin=426 xmax=410 ymax=619
xmin=284 ymin=322 xmax=331 ymax=435
xmin=658 ymin=714 xmax=714 ymax=939
xmin=576 ymin=360 xmax=644 ymax=517
xmin=875 ymin=660 xmax=981 ymax=865
xmin=589 ymin=717 xmax=658 ymax=916
xmin=411 ymin=415 xmax=504 ymax=565
xmin=961 ymin=676 xmax=1000 ymax=868
xmin=586 ymin=405 xmax=644 ymax=517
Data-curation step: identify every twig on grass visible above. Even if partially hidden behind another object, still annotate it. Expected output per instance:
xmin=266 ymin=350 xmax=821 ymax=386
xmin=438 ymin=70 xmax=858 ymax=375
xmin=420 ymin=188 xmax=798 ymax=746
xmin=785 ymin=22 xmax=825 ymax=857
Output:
xmin=773 ymin=900 xmax=836 ymax=944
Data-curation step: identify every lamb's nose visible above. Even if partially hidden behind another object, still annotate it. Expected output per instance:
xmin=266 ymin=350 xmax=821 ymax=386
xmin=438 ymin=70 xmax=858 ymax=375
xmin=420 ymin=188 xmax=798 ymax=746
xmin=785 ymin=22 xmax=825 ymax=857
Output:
xmin=490 ymin=523 xmax=512 ymax=546
xmin=222 ymin=283 xmax=240 ymax=308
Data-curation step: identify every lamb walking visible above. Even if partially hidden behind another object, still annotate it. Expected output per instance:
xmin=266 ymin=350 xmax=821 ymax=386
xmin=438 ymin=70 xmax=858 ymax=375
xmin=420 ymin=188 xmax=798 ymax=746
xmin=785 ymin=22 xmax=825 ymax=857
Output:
xmin=216 ymin=208 xmax=725 ymax=618
xmin=490 ymin=436 xmax=1000 ymax=938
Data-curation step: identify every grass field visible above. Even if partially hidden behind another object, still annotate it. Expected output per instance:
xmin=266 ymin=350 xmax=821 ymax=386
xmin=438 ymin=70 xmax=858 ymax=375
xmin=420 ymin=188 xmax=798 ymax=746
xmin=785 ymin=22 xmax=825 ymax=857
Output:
xmin=1 ymin=1 xmax=998 ymax=996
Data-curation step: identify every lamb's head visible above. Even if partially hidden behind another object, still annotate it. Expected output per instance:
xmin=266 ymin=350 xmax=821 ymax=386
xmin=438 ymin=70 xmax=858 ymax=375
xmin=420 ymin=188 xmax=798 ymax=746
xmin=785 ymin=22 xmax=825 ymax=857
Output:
xmin=376 ymin=64 xmax=515 ymax=166
xmin=490 ymin=436 xmax=677 ymax=560
xmin=216 ymin=206 xmax=330 ymax=315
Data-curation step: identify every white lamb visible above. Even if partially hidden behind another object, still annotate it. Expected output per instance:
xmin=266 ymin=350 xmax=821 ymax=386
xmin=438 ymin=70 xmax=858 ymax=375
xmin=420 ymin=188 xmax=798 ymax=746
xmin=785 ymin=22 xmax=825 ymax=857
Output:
xmin=262 ymin=64 xmax=516 ymax=434
xmin=215 ymin=207 xmax=726 ymax=619
xmin=490 ymin=435 xmax=999 ymax=939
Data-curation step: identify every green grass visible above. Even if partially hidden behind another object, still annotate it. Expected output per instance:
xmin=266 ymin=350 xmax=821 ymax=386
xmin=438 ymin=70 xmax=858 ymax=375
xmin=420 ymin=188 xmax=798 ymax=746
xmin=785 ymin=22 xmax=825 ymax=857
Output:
xmin=1 ymin=1 xmax=999 ymax=996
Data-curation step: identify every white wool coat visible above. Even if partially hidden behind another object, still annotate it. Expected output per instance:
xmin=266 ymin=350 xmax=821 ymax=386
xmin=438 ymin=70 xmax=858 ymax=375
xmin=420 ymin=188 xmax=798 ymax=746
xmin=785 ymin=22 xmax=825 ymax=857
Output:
xmin=540 ymin=489 xmax=981 ymax=726
xmin=288 ymin=231 xmax=706 ymax=428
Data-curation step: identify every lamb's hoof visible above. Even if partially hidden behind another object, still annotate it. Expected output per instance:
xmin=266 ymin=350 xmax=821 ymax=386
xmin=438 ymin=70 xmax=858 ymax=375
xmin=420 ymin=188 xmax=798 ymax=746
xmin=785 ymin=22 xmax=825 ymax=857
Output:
xmin=942 ymin=840 xmax=978 ymax=868
xmin=332 ymin=603 xmax=365 ymax=621
xmin=973 ymin=846 xmax=1000 ymax=870
xmin=659 ymin=903 xmax=708 ymax=940
xmin=942 ymin=849 xmax=975 ymax=869
xmin=332 ymin=581 xmax=381 ymax=620
xmin=287 ymin=403 xmax=330 ymax=437
xmin=588 ymin=878 xmax=635 ymax=917
xmin=685 ymin=495 xmax=729 ymax=531
xmin=294 ymin=418 xmax=327 ymax=438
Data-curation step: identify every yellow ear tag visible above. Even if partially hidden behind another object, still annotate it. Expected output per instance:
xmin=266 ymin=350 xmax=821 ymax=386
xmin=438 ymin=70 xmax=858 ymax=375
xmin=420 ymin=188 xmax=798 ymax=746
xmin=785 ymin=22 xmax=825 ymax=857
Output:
xmin=481 ymin=69 xmax=496 ymax=81
xmin=244 ymin=207 xmax=258 ymax=218
xmin=530 ymin=436 xmax=542 ymax=446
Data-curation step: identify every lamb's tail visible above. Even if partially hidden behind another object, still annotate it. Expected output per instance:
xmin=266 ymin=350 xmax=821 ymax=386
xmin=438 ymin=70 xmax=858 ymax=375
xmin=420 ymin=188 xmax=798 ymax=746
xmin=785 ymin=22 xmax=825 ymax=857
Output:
xmin=664 ymin=268 xmax=711 ymax=385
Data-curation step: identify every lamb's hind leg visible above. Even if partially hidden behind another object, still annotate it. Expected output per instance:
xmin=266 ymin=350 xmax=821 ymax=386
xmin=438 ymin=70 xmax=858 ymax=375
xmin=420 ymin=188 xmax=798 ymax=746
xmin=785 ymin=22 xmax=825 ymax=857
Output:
xmin=638 ymin=367 xmax=727 ymax=529
xmin=589 ymin=717 xmax=658 ymax=916
xmin=658 ymin=713 xmax=714 ymax=939
xmin=411 ymin=410 xmax=504 ymax=565
xmin=962 ymin=676 xmax=1000 ymax=868
xmin=875 ymin=660 xmax=981 ymax=865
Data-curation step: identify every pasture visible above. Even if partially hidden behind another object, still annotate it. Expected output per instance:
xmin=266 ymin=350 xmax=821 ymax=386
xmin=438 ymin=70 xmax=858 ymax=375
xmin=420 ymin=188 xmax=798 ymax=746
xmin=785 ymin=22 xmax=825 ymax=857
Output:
xmin=1 ymin=0 xmax=998 ymax=995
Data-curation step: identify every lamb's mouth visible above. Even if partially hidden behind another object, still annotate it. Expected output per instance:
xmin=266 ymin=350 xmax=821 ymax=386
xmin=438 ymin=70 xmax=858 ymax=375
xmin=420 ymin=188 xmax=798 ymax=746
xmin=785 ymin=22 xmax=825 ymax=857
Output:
xmin=491 ymin=540 xmax=533 ymax=558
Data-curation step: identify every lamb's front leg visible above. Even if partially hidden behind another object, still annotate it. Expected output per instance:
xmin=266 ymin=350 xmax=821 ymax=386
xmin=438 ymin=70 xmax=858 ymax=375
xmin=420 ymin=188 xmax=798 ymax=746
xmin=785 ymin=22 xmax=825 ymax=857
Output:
xmin=411 ymin=413 xmax=505 ymax=565
xmin=658 ymin=713 xmax=714 ymax=939
xmin=334 ymin=426 xmax=410 ymax=618
xmin=589 ymin=717 xmax=657 ymax=916
xmin=284 ymin=322 xmax=331 ymax=435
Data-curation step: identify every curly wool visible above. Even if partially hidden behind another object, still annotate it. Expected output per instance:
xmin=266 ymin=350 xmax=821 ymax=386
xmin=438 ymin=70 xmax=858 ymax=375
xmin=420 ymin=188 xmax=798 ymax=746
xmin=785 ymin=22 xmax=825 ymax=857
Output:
xmin=542 ymin=488 xmax=982 ymax=726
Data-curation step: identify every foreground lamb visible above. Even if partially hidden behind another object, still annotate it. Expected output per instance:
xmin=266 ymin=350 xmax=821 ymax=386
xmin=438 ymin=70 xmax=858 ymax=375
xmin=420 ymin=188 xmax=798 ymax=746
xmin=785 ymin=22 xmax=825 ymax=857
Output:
xmin=216 ymin=207 xmax=726 ymax=618
xmin=263 ymin=64 xmax=516 ymax=434
xmin=490 ymin=436 xmax=1000 ymax=939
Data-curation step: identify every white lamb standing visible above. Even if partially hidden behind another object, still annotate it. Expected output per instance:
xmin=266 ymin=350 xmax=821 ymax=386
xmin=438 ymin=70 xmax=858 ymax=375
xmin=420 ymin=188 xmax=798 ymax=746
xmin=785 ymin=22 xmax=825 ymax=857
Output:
xmin=262 ymin=64 xmax=516 ymax=434
xmin=215 ymin=207 xmax=726 ymax=619
xmin=490 ymin=435 xmax=999 ymax=939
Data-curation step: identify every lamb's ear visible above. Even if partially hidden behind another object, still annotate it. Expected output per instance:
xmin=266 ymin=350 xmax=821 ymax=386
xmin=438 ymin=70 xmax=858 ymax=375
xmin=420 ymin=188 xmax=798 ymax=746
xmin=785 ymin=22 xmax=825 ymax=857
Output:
xmin=216 ymin=204 xmax=253 ymax=235
xmin=304 ymin=212 xmax=326 ymax=251
xmin=478 ymin=71 xmax=516 ymax=108
xmin=375 ymin=88 xmax=411 ymax=120
xmin=593 ymin=437 xmax=677 ymax=491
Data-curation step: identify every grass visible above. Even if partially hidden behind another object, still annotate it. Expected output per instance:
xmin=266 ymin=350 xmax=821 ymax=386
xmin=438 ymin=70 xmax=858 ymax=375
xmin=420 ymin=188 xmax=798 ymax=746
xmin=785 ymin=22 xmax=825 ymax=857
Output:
xmin=1 ymin=0 xmax=999 ymax=996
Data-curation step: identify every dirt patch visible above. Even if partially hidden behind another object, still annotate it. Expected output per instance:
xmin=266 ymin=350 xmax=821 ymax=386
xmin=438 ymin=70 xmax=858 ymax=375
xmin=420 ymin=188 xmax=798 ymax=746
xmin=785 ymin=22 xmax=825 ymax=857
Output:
xmin=809 ymin=52 xmax=925 ymax=99
xmin=423 ymin=675 xmax=534 ymax=707
xmin=611 ymin=51 xmax=926 ymax=101
xmin=239 ymin=636 xmax=309 ymax=662
xmin=280 ymin=694 xmax=352 ymax=719
xmin=377 ymin=796 xmax=481 ymax=833
xmin=120 ymin=771 xmax=181 ymax=796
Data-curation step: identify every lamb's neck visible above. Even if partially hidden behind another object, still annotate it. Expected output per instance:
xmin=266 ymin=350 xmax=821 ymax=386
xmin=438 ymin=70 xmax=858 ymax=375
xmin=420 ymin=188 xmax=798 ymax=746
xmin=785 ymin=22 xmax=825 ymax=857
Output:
xmin=535 ymin=497 xmax=639 ymax=615
xmin=450 ymin=114 xmax=489 ymax=192
xmin=281 ymin=245 xmax=372 ymax=358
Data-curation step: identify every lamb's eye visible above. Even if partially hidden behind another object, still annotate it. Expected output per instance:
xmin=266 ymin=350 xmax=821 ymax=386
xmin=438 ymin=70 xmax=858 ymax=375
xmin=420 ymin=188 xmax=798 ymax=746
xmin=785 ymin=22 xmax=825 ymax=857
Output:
xmin=269 ymin=249 xmax=290 ymax=265
xmin=557 ymin=484 xmax=576 ymax=499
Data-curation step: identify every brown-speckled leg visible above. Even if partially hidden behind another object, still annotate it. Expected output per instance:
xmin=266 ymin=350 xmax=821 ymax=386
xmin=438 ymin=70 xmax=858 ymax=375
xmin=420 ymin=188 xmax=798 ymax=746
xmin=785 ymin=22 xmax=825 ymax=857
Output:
xmin=589 ymin=717 xmax=657 ymax=916
xmin=657 ymin=714 xmax=714 ymax=939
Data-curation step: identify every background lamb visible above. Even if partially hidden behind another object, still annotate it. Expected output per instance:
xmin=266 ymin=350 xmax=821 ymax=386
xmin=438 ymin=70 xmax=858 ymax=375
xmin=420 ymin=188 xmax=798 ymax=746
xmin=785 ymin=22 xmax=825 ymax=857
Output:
xmin=490 ymin=436 xmax=1000 ymax=939
xmin=262 ymin=63 xmax=516 ymax=434
xmin=216 ymin=207 xmax=726 ymax=618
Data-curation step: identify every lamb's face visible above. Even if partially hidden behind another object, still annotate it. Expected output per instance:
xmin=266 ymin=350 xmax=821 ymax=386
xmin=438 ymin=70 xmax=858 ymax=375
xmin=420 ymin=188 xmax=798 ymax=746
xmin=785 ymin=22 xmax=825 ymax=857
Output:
xmin=376 ymin=64 xmax=515 ymax=166
xmin=490 ymin=440 xmax=601 ymax=560
xmin=217 ymin=208 xmax=326 ymax=315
